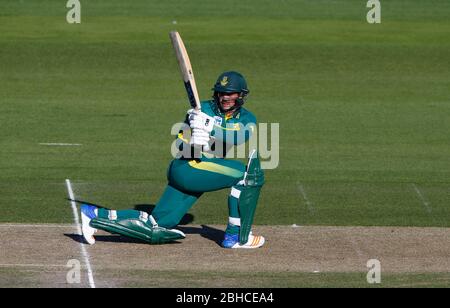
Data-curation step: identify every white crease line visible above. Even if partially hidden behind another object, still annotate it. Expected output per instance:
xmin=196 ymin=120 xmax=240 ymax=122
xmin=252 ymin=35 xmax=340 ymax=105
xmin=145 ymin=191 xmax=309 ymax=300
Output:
xmin=412 ymin=183 xmax=432 ymax=214
xmin=65 ymin=179 xmax=96 ymax=288
xmin=297 ymin=184 xmax=316 ymax=215
xmin=296 ymin=184 xmax=319 ymax=271
xmin=40 ymin=143 xmax=82 ymax=146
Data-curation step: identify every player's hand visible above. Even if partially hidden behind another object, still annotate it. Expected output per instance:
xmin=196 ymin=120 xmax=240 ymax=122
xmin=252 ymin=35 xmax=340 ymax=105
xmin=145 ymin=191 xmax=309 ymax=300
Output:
xmin=187 ymin=109 xmax=215 ymax=133
xmin=190 ymin=128 xmax=210 ymax=147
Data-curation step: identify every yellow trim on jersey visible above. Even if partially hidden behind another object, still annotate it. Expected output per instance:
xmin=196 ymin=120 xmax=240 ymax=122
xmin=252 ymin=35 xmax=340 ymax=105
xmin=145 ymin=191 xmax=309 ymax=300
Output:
xmin=178 ymin=132 xmax=189 ymax=143
xmin=188 ymin=160 xmax=244 ymax=178
xmin=214 ymin=123 xmax=241 ymax=131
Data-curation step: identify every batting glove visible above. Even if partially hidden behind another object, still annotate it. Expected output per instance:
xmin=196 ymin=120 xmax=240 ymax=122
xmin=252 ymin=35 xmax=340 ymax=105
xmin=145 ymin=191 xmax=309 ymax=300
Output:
xmin=190 ymin=128 xmax=211 ymax=146
xmin=187 ymin=109 xmax=215 ymax=133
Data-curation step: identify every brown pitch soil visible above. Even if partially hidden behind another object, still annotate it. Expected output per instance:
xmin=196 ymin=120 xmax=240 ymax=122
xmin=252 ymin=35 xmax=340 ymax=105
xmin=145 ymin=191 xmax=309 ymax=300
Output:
xmin=0 ymin=224 xmax=448 ymax=287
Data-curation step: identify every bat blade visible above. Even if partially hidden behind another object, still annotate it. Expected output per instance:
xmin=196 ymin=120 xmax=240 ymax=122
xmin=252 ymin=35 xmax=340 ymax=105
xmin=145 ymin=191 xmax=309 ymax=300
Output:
xmin=170 ymin=31 xmax=201 ymax=110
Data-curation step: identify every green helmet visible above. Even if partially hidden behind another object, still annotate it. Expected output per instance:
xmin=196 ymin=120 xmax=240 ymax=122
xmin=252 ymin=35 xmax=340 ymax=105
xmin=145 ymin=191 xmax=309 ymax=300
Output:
xmin=213 ymin=71 xmax=249 ymax=94
xmin=212 ymin=71 xmax=249 ymax=111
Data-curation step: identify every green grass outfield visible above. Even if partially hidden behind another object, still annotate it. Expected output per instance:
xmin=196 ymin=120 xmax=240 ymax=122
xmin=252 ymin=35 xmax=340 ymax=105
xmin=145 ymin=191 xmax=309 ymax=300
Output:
xmin=1 ymin=0 xmax=449 ymax=228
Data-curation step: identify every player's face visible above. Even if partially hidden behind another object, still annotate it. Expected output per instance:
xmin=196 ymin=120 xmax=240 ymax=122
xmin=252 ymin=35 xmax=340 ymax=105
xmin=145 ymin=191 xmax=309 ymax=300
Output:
xmin=218 ymin=93 xmax=239 ymax=111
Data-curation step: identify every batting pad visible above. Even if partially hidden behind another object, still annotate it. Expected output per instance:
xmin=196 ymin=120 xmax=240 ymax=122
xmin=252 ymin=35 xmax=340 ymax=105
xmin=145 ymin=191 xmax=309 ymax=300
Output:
xmin=90 ymin=217 xmax=185 ymax=244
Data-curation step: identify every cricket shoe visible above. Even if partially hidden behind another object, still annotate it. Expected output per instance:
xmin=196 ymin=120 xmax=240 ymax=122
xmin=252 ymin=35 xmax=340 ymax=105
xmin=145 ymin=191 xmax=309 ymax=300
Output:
xmin=222 ymin=231 xmax=265 ymax=249
xmin=81 ymin=204 xmax=98 ymax=245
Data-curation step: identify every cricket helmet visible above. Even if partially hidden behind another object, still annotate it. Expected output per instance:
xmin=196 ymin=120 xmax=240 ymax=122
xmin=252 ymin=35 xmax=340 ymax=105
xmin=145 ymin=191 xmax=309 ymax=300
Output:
xmin=212 ymin=71 xmax=249 ymax=112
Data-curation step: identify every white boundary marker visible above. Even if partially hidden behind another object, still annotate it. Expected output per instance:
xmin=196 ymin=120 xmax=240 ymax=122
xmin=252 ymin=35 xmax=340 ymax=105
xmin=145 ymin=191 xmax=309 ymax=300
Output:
xmin=65 ymin=179 xmax=96 ymax=288
xmin=411 ymin=183 xmax=432 ymax=214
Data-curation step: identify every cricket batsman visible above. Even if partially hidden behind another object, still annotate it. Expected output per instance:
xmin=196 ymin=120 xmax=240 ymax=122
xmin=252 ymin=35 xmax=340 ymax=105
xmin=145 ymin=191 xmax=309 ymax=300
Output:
xmin=81 ymin=71 xmax=265 ymax=248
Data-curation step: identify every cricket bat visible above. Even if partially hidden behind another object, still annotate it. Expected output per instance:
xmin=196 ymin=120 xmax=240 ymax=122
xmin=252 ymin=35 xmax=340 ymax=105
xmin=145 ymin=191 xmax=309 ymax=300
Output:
xmin=169 ymin=31 xmax=201 ymax=111
xmin=170 ymin=31 xmax=211 ymax=153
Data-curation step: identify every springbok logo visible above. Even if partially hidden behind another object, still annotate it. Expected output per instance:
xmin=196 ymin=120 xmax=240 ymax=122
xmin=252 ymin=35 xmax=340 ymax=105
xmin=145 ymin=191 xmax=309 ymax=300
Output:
xmin=220 ymin=76 xmax=229 ymax=86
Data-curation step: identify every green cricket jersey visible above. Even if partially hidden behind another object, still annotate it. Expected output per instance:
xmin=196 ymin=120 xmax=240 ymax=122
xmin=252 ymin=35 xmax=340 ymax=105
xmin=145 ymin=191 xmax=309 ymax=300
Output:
xmin=177 ymin=100 xmax=257 ymax=158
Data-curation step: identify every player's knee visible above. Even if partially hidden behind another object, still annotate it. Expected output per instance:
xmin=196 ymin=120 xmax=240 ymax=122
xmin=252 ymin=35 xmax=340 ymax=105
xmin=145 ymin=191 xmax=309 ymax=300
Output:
xmin=246 ymin=163 xmax=265 ymax=188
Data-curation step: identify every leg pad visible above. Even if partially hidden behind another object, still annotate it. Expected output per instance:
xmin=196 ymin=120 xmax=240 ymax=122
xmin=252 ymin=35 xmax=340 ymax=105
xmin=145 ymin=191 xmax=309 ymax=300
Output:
xmin=90 ymin=217 xmax=185 ymax=244
xmin=238 ymin=153 xmax=265 ymax=245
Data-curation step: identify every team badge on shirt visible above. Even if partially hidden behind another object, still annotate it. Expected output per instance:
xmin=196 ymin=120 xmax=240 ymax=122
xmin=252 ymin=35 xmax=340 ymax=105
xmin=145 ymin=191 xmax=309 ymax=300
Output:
xmin=214 ymin=116 xmax=223 ymax=126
